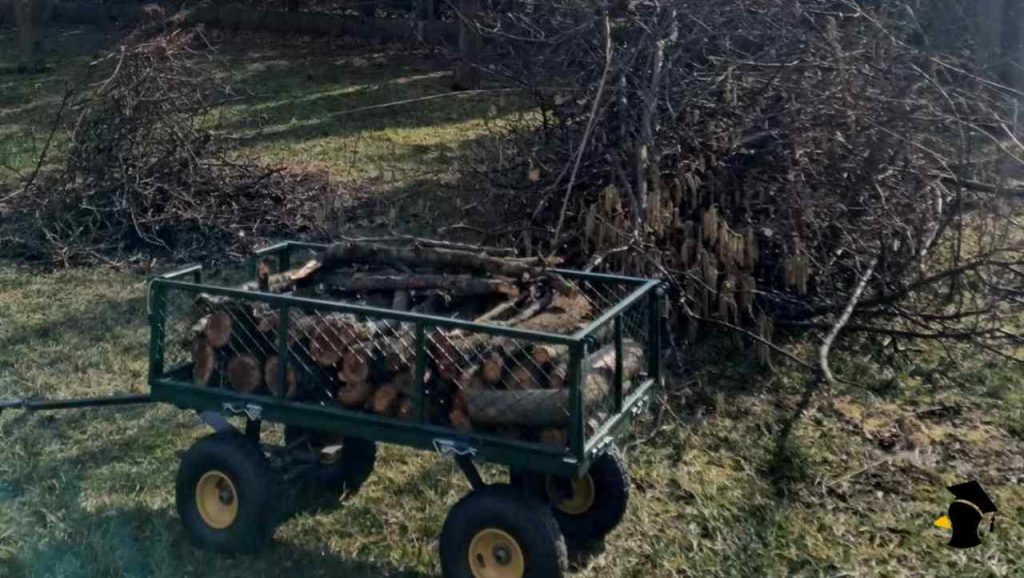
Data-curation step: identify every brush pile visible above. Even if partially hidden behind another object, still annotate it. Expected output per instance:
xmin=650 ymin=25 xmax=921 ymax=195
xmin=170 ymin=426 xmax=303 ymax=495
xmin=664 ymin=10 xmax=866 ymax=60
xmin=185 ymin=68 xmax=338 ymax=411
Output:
xmin=466 ymin=0 xmax=1024 ymax=360
xmin=186 ymin=239 xmax=647 ymax=445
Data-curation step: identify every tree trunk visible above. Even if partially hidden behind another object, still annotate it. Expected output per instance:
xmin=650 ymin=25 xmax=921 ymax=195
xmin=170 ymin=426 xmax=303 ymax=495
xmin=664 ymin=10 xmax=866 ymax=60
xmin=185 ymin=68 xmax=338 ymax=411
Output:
xmin=452 ymin=0 xmax=481 ymax=90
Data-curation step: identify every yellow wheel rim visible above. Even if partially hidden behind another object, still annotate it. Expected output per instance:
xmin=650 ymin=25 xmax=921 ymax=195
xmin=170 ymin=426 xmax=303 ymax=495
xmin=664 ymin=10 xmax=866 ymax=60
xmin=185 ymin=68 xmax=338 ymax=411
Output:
xmin=549 ymin=474 xmax=595 ymax=516
xmin=195 ymin=470 xmax=239 ymax=530
xmin=467 ymin=528 xmax=525 ymax=578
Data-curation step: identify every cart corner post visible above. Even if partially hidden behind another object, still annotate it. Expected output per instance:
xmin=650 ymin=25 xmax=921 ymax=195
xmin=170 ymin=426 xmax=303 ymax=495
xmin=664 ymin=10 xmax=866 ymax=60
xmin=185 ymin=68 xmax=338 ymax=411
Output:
xmin=649 ymin=283 xmax=666 ymax=386
xmin=414 ymin=322 xmax=429 ymax=422
xmin=568 ymin=339 xmax=587 ymax=461
xmin=148 ymin=280 xmax=168 ymax=382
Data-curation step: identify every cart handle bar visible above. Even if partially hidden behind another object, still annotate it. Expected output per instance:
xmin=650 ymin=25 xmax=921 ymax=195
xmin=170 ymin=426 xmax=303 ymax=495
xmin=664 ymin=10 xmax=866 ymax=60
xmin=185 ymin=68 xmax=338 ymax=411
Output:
xmin=0 ymin=394 xmax=153 ymax=415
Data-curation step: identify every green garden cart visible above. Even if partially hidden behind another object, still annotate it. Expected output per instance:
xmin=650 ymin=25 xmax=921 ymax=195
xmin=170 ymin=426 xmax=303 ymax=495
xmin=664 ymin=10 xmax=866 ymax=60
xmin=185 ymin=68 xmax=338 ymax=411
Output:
xmin=1 ymin=240 xmax=664 ymax=578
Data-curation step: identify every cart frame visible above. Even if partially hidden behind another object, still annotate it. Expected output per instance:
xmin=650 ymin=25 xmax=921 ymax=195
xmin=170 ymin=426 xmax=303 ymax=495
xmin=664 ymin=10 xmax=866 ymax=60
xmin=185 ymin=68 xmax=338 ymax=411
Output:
xmin=147 ymin=241 xmax=663 ymax=479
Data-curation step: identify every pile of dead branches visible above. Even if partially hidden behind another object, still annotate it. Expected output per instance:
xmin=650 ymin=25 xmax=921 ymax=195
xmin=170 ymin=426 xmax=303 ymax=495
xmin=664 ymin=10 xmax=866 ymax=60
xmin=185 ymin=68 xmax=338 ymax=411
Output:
xmin=0 ymin=28 xmax=338 ymax=264
xmin=466 ymin=0 xmax=1024 ymax=365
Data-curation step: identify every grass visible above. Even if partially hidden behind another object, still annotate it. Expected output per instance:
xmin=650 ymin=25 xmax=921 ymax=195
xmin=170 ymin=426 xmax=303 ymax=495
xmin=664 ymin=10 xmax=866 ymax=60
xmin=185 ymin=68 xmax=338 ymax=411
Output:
xmin=2 ymin=23 xmax=1024 ymax=578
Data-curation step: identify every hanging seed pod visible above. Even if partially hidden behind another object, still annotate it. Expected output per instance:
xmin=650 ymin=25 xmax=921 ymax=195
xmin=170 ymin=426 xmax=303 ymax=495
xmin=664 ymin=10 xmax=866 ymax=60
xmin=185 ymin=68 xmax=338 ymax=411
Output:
xmin=681 ymin=238 xmax=697 ymax=269
xmin=602 ymin=185 xmax=620 ymax=215
xmin=703 ymin=207 xmax=720 ymax=245
xmin=646 ymin=188 xmax=662 ymax=232
xmin=687 ymin=313 xmax=699 ymax=343
xmin=595 ymin=219 xmax=608 ymax=252
xmin=756 ymin=312 xmax=773 ymax=367
xmin=718 ymin=275 xmax=738 ymax=323
xmin=584 ymin=203 xmax=598 ymax=248
xmin=744 ymin=228 xmax=759 ymax=269
xmin=795 ymin=254 xmax=810 ymax=295
xmin=702 ymin=252 xmax=719 ymax=291
xmin=716 ymin=222 xmax=733 ymax=268
xmin=738 ymin=273 xmax=757 ymax=316
xmin=670 ymin=177 xmax=683 ymax=205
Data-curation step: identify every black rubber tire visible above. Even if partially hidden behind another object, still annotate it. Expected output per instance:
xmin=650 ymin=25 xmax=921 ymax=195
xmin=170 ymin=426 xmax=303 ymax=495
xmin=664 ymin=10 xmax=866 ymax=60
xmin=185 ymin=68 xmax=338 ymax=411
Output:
xmin=440 ymin=484 xmax=568 ymax=578
xmin=175 ymin=432 xmax=275 ymax=554
xmin=284 ymin=426 xmax=377 ymax=497
xmin=519 ymin=447 xmax=630 ymax=548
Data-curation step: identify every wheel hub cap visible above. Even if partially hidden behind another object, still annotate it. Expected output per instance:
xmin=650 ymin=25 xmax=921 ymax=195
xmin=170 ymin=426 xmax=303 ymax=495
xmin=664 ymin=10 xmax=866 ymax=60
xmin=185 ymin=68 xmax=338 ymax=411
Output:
xmin=196 ymin=470 xmax=238 ymax=529
xmin=468 ymin=528 xmax=525 ymax=578
xmin=549 ymin=473 xmax=596 ymax=515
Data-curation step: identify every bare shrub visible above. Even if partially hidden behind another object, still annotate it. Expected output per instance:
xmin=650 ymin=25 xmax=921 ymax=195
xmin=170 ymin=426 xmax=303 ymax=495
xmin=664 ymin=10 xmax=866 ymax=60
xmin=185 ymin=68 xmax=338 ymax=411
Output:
xmin=467 ymin=0 xmax=1024 ymax=365
xmin=1 ymin=27 xmax=339 ymax=264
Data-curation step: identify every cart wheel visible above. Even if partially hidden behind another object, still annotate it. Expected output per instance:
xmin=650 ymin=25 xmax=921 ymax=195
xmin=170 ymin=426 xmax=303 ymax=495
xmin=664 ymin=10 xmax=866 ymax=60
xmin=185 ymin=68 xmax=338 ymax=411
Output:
xmin=176 ymin=432 xmax=275 ymax=554
xmin=440 ymin=484 xmax=567 ymax=578
xmin=519 ymin=447 xmax=630 ymax=548
xmin=284 ymin=426 xmax=377 ymax=497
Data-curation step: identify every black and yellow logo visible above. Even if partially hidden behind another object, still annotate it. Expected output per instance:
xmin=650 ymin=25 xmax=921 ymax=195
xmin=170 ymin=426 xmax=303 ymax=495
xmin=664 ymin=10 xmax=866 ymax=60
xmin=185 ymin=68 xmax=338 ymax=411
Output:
xmin=934 ymin=481 xmax=998 ymax=549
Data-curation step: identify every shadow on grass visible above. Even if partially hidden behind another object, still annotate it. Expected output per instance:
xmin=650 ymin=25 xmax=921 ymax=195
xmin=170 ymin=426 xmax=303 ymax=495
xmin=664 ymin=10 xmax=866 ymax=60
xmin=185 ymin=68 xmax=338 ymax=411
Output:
xmin=3 ymin=505 xmax=436 ymax=578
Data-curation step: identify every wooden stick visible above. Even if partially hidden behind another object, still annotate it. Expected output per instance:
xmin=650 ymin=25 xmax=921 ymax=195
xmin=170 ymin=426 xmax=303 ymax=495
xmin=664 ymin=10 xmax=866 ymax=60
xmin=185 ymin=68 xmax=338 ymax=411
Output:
xmin=319 ymin=241 xmax=573 ymax=294
xmin=321 ymin=272 xmax=520 ymax=297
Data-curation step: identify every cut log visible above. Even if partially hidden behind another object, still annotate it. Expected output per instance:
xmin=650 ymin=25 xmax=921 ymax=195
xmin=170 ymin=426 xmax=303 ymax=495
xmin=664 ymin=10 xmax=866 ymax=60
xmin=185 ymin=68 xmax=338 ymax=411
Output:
xmin=530 ymin=345 xmax=560 ymax=367
xmin=337 ymin=380 xmax=374 ymax=408
xmin=396 ymin=397 xmax=415 ymax=421
xmin=548 ymin=363 xmax=567 ymax=390
xmin=226 ymin=354 xmax=263 ymax=394
xmin=319 ymin=241 xmax=573 ymax=294
xmin=264 ymin=356 xmax=298 ymax=399
xmin=372 ymin=385 xmax=400 ymax=415
xmin=339 ymin=351 xmax=370 ymax=384
xmin=539 ymin=428 xmax=568 ymax=448
xmin=496 ymin=427 xmax=522 ymax=440
xmin=480 ymin=352 xmax=504 ymax=386
xmin=192 ymin=339 xmax=215 ymax=386
xmin=321 ymin=272 xmax=520 ymax=298
xmin=205 ymin=311 xmax=233 ymax=348
xmin=449 ymin=408 xmax=473 ymax=432
xmin=508 ymin=366 xmax=540 ymax=390
xmin=463 ymin=342 xmax=645 ymax=428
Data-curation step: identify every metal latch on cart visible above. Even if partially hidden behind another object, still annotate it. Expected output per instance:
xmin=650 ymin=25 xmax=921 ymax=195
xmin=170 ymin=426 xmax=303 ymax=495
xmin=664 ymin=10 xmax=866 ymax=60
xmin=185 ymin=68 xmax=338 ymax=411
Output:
xmin=222 ymin=402 xmax=263 ymax=421
xmin=433 ymin=439 xmax=477 ymax=458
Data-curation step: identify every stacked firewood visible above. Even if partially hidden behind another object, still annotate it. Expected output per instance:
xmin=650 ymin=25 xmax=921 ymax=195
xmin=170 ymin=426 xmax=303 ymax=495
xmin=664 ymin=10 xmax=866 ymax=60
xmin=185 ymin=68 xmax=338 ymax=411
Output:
xmin=186 ymin=239 xmax=646 ymax=445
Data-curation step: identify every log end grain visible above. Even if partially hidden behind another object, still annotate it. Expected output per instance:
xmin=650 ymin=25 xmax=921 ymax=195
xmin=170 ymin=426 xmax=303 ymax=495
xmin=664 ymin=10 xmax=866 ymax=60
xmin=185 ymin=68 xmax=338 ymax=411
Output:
xmin=226 ymin=354 xmax=263 ymax=393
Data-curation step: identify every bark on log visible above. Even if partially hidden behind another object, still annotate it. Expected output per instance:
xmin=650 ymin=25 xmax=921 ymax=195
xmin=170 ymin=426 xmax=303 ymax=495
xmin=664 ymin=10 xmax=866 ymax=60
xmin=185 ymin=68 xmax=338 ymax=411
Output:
xmin=337 ymin=380 xmax=374 ymax=408
xmin=372 ymin=385 xmax=400 ymax=415
xmin=397 ymin=397 xmax=415 ymax=421
xmin=449 ymin=408 xmax=473 ymax=432
xmin=192 ymin=339 xmax=215 ymax=386
xmin=319 ymin=241 xmax=573 ymax=294
xmin=205 ymin=311 xmax=233 ymax=348
xmin=322 ymin=272 xmax=520 ymax=297
xmin=464 ymin=342 xmax=645 ymax=428
xmin=264 ymin=356 xmax=298 ymax=398
xmin=340 ymin=351 xmax=370 ymax=384
xmin=227 ymin=354 xmax=263 ymax=393
xmin=539 ymin=428 xmax=568 ymax=447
